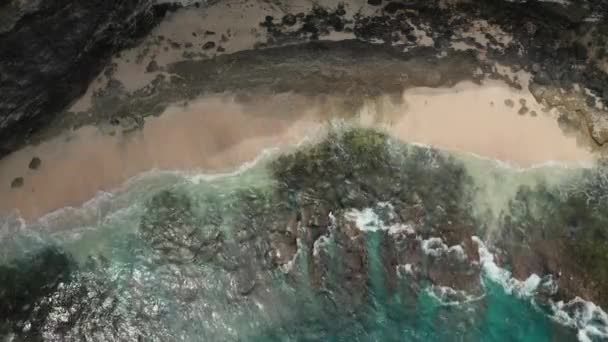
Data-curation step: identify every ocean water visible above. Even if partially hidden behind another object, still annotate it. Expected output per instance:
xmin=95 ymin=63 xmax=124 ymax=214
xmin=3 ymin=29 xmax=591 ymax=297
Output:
xmin=0 ymin=128 xmax=607 ymax=341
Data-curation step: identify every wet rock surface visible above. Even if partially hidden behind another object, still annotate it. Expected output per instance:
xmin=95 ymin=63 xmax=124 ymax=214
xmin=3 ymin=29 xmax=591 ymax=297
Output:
xmin=498 ymin=161 xmax=608 ymax=308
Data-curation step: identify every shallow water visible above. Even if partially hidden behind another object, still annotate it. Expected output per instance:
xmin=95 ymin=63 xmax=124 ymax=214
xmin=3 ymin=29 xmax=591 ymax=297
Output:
xmin=0 ymin=127 xmax=606 ymax=341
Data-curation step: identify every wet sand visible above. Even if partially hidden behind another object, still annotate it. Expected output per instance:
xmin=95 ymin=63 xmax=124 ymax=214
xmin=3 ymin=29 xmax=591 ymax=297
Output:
xmin=0 ymin=79 xmax=594 ymax=222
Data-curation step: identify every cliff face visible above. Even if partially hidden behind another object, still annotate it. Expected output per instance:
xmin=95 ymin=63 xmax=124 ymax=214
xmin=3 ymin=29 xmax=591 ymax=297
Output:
xmin=0 ymin=0 xmax=175 ymax=156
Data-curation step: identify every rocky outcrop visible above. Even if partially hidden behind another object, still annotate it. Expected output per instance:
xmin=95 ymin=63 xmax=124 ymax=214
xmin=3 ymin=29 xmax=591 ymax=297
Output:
xmin=0 ymin=0 xmax=176 ymax=157
xmin=497 ymin=163 xmax=608 ymax=308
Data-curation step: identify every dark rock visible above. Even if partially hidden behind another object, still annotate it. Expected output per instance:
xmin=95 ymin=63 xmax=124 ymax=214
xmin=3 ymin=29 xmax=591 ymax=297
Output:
xmin=504 ymin=99 xmax=515 ymax=108
xmin=145 ymin=60 xmax=160 ymax=73
xmin=335 ymin=4 xmax=346 ymax=16
xmin=368 ymin=0 xmax=383 ymax=6
xmin=384 ymin=2 xmax=407 ymax=14
xmin=28 ymin=157 xmax=42 ymax=170
xmin=202 ymin=41 xmax=216 ymax=50
xmin=10 ymin=177 xmax=23 ymax=188
xmin=140 ymin=190 xmax=221 ymax=263
xmin=0 ymin=247 xmax=74 ymax=339
xmin=217 ymin=46 xmax=226 ymax=52
xmin=282 ymin=14 xmax=297 ymax=26
xmin=518 ymin=106 xmax=529 ymax=115
xmin=0 ymin=0 xmax=173 ymax=157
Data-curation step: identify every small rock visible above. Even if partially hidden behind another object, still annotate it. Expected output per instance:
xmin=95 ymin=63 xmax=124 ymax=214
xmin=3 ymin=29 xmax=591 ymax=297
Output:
xmin=145 ymin=60 xmax=159 ymax=73
xmin=504 ymin=99 xmax=515 ymax=108
xmin=336 ymin=4 xmax=346 ymax=16
xmin=282 ymin=14 xmax=297 ymax=26
xmin=185 ymin=42 xmax=193 ymax=48
xmin=368 ymin=0 xmax=382 ymax=5
xmin=192 ymin=32 xmax=197 ymax=37
xmin=217 ymin=46 xmax=225 ymax=52
xmin=518 ymin=106 xmax=529 ymax=115
xmin=530 ymin=111 xmax=538 ymax=117
xmin=28 ymin=157 xmax=41 ymax=170
xmin=11 ymin=177 xmax=24 ymax=189
xmin=205 ymin=30 xmax=216 ymax=35
xmin=202 ymin=41 xmax=216 ymax=50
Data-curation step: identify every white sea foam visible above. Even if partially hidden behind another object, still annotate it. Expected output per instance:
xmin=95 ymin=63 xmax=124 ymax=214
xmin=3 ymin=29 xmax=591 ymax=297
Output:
xmin=396 ymin=263 xmax=414 ymax=278
xmin=472 ymin=236 xmax=608 ymax=341
xmin=187 ymin=148 xmax=278 ymax=183
xmin=280 ymin=238 xmax=302 ymax=274
xmin=551 ymin=297 xmax=608 ymax=342
xmin=346 ymin=205 xmax=420 ymax=237
xmin=421 ymin=237 xmax=466 ymax=260
xmin=313 ymin=235 xmax=331 ymax=258
xmin=388 ymin=223 xmax=416 ymax=236
xmin=345 ymin=208 xmax=383 ymax=232
xmin=421 ymin=237 xmax=448 ymax=257
xmin=448 ymin=245 xmax=468 ymax=261
xmin=426 ymin=285 xmax=485 ymax=306
xmin=472 ymin=236 xmax=541 ymax=297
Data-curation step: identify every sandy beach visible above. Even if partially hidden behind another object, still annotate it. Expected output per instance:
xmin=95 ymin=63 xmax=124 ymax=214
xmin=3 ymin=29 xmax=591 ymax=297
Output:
xmin=0 ymin=78 xmax=594 ymax=222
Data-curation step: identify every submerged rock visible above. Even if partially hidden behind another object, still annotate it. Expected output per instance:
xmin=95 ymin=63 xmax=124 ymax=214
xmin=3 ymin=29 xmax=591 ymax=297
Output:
xmin=139 ymin=190 xmax=222 ymax=264
xmin=0 ymin=247 xmax=74 ymax=339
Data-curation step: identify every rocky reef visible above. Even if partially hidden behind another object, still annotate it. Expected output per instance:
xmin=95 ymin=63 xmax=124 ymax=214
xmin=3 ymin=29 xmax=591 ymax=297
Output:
xmin=498 ymin=160 xmax=608 ymax=307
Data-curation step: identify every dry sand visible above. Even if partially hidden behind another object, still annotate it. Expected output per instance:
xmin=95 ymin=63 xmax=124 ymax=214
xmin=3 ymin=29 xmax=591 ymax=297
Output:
xmin=0 ymin=79 xmax=594 ymax=222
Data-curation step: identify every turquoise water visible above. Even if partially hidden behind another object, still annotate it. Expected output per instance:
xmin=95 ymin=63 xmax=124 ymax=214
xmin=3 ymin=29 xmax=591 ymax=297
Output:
xmin=0 ymin=129 xmax=606 ymax=341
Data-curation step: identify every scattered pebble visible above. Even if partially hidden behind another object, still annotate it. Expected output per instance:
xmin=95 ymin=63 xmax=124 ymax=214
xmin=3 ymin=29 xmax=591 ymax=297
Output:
xmin=203 ymin=41 xmax=216 ymax=50
xmin=28 ymin=157 xmax=41 ymax=170
xmin=518 ymin=106 xmax=529 ymax=115
xmin=504 ymin=99 xmax=514 ymax=108
xmin=11 ymin=177 xmax=24 ymax=189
